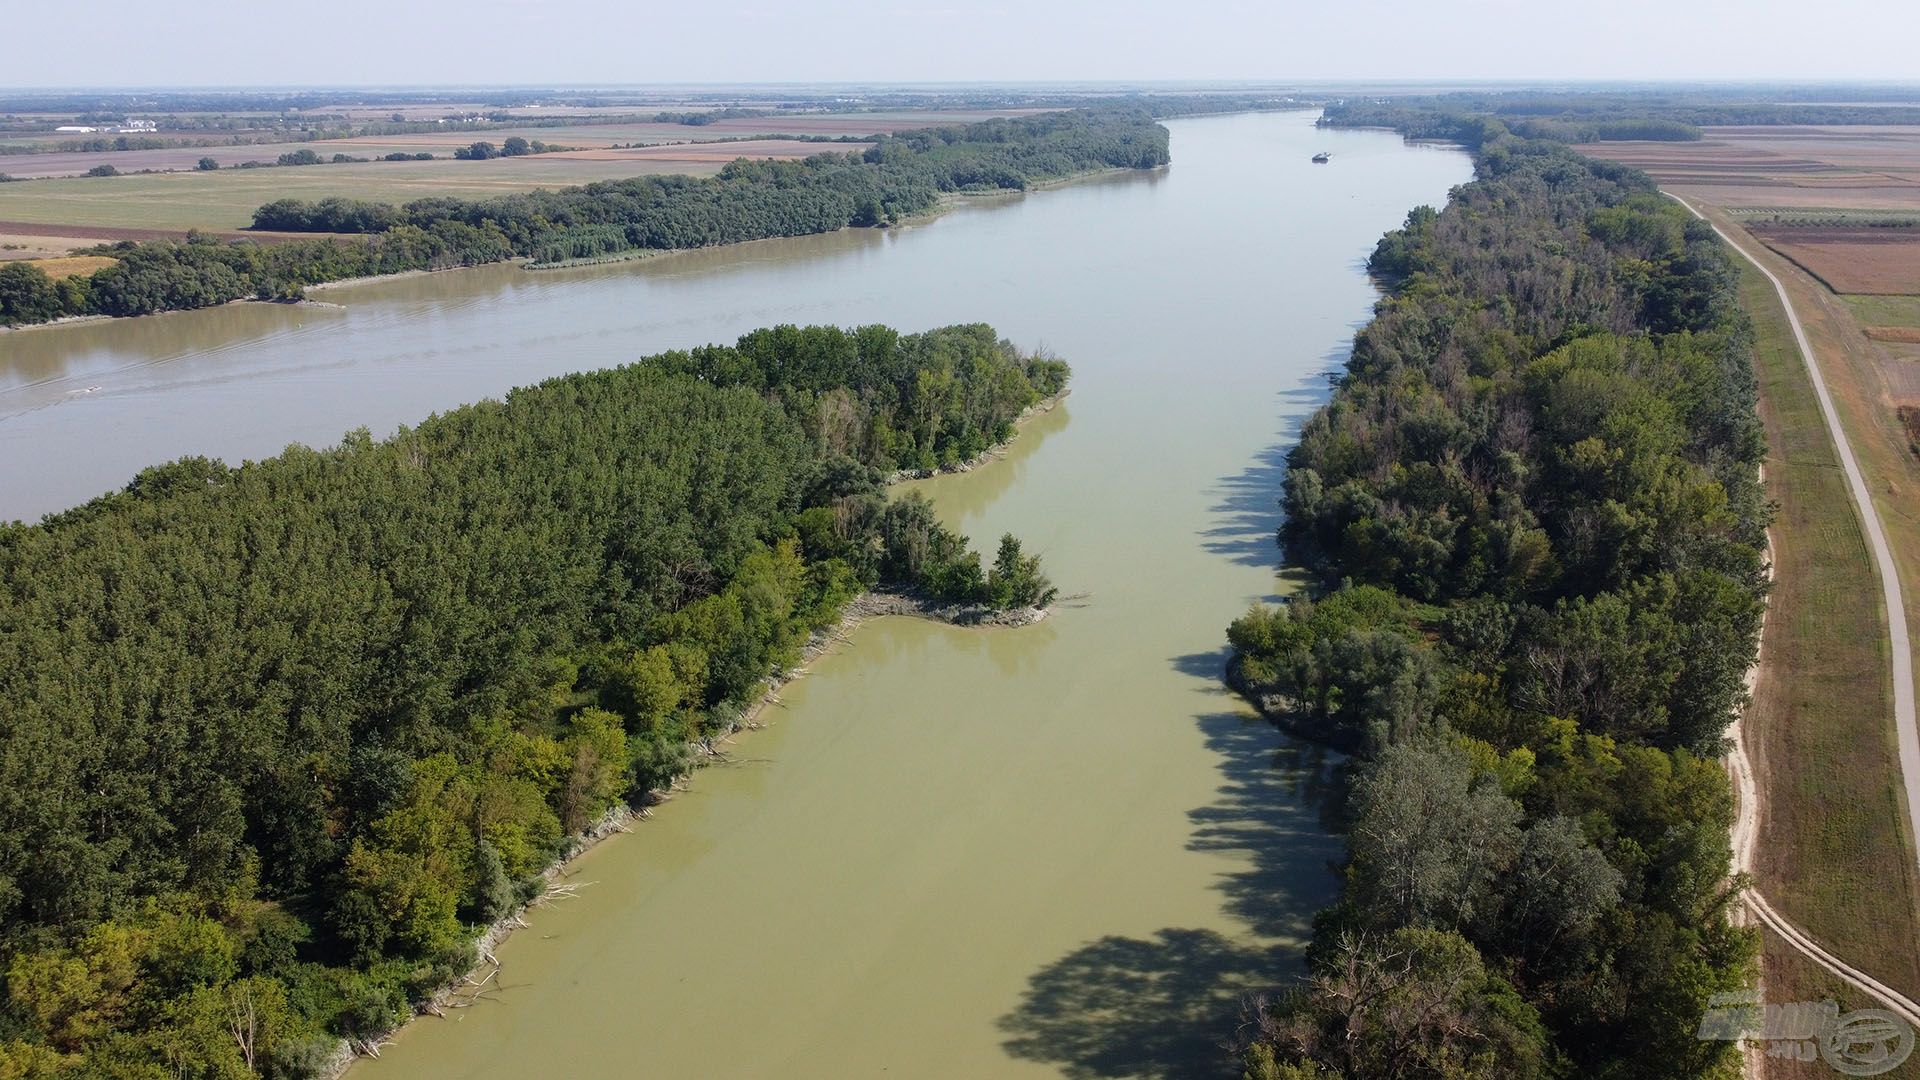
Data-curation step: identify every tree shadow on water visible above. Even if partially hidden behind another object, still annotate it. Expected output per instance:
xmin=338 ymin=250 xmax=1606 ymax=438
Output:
xmin=1168 ymin=649 xmax=1347 ymax=940
xmin=997 ymin=684 xmax=1349 ymax=1077
xmin=1200 ymin=440 xmax=1295 ymax=568
xmin=1200 ymin=336 xmax=1364 ymax=570
xmin=1169 ymin=646 xmax=1231 ymax=681
xmin=1187 ymin=711 xmax=1345 ymax=939
xmin=997 ymin=928 xmax=1284 ymax=1079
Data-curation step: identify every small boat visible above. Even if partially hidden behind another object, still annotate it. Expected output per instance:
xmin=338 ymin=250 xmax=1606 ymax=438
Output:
xmin=1312 ymin=152 xmax=1331 ymax=164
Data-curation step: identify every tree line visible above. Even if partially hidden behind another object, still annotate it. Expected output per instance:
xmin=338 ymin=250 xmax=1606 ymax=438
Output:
xmin=0 ymin=322 xmax=1063 ymax=1078
xmin=251 ymin=108 xmax=1171 ymax=262
xmin=1323 ymin=90 xmax=1920 ymax=144
xmin=1229 ymin=124 xmax=1767 ymax=1079
xmin=0 ymin=109 xmax=1168 ymax=329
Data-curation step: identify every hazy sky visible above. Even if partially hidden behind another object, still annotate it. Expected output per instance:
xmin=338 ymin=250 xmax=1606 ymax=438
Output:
xmin=7 ymin=0 xmax=1919 ymax=87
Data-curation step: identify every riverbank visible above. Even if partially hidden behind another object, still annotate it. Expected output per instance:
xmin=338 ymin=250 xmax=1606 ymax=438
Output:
xmin=304 ymin=264 xmax=510 ymax=292
xmin=888 ymin=389 xmax=1067 ymax=484
xmin=973 ymin=165 xmax=1137 ymax=195
xmin=327 ymin=395 xmax=1061 ymax=1075
xmin=1 ymin=294 xmax=333 ymax=333
xmin=337 ymin=588 xmax=1044 ymax=1069
xmin=0 ymin=311 xmax=112 ymax=333
xmin=523 ymin=223 xmax=882 ymax=271
xmin=520 ymin=170 xmax=1140 ymax=272
xmin=6 ymin=163 xmax=1146 ymax=332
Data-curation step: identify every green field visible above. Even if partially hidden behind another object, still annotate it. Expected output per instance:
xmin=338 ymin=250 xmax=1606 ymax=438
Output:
xmin=1846 ymin=294 xmax=1920 ymax=326
xmin=1742 ymin=262 xmax=1920 ymax=998
xmin=1758 ymin=943 xmax=1920 ymax=1079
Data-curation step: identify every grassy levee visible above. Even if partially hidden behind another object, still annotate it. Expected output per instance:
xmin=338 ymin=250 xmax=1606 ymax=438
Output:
xmin=1755 ymin=937 xmax=1920 ymax=1079
xmin=1740 ymin=257 xmax=1920 ymax=1000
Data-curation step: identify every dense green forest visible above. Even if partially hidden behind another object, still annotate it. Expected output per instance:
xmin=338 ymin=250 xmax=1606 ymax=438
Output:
xmin=1323 ymin=90 xmax=1920 ymax=143
xmin=0 ymin=323 xmax=1064 ymax=1078
xmin=1323 ymin=102 xmax=1700 ymax=146
xmin=1229 ymin=126 xmax=1766 ymax=1078
xmin=0 ymin=109 xmax=1168 ymax=327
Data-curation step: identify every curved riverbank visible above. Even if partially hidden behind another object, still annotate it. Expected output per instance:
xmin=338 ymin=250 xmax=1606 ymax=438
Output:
xmin=317 ymin=385 xmax=1068 ymax=1072
xmin=328 ymin=576 xmax=1052 ymax=1073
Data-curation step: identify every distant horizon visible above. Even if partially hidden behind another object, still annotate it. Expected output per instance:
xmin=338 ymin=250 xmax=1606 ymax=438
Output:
xmin=7 ymin=0 xmax=1918 ymax=88
xmin=6 ymin=77 xmax=1920 ymax=96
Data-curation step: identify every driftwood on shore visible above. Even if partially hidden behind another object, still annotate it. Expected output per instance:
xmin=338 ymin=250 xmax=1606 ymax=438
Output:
xmin=842 ymin=590 xmax=1049 ymax=628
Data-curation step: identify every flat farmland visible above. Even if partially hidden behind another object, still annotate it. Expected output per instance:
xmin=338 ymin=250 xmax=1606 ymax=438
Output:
xmin=1581 ymin=125 xmax=1920 ymax=210
xmin=1583 ymin=127 xmax=1920 ymax=317
xmin=0 ymin=141 xmax=853 ymax=234
xmin=539 ymin=138 xmax=868 ymax=167
xmin=1586 ymin=128 xmax=1920 ymax=401
xmin=283 ymin=112 xmax=1000 ymax=155
xmin=1852 ymin=297 xmax=1920 ymax=383
xmin=1749 ymin=225 xmax=1920 ymax=294
xmin=0 ymin=230 xmax=115 ymax=259
xmin=306 ymin=104 xmax=1036 ymax=126
xmin=0 ymin=109 xmax=1033 ymax=179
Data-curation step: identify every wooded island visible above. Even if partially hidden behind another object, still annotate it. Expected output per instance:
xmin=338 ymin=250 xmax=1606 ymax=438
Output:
xmin=0 ymin=323 xmax=1065 ymax=1076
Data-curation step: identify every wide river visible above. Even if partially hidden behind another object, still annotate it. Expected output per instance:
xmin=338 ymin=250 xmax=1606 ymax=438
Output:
xmin=0 ymin=112 xmax=1468 ymax=1078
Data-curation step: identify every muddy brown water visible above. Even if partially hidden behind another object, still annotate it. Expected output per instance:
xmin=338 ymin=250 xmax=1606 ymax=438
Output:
xmin=0 ymin=112 xmax=1469 ymax=1078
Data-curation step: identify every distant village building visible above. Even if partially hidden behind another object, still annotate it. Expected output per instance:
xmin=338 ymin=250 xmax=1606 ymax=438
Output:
xmin=54 ymin=119 xmax=155 ymax=135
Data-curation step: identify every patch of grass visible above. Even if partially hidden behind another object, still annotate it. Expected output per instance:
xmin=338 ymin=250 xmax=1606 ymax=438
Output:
xmin=1741 ymin=260 xmax=1920 ymax=999
xmin=27 ymin=254 xmax=115 ymax=277
xmin=1755 ymin=936 xmax=1920 ymax=1079
xmin=1847 ymin=295 xmax=1920 ymax=328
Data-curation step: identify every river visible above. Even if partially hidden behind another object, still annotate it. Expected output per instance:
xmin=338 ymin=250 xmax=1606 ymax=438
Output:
xmin=0 ymin=112 xmax=1470 ymax=1077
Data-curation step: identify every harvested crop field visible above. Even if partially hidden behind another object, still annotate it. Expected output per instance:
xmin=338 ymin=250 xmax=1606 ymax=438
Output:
xmin=540 ymin=139 xmax=868 ymax=166
xmin=0 ymin=219 xmax=323 ymax=249
xmin=1581 ymin=125 xmax=1920 ymax=211
xmin=0 ymin=154 xmax=757 ymax=232
xmin=1748 ymin=225 xmax=1920 ymax=294
xmin=0 ymin=131 xmax=905 ymax=233
xmin=0 ymin=109 xmax=1034 ymax=179
xmin=0 ymin=231 xmax=112 ymax=259
xmin=1878 ymin=355 xmax=1920 ymax=403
